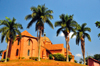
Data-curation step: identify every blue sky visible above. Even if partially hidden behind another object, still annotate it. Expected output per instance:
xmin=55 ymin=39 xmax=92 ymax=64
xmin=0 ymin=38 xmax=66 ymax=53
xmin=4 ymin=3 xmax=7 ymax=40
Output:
xmin=0 ymin=0 xmax=100 ymax=62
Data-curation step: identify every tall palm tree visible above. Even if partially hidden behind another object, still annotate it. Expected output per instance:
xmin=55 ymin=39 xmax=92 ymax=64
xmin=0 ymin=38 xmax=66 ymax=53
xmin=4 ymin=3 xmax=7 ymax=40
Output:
xmin=71 ymin=23 xmax=91 ymax=65
xmin=25 ymin=5 xmax=53 ymax=61
xmin=55 ymin=14 xmax=77 ymax=62
xmin=0 ymin=17 xmax=23 ymax=62
xmin=95 ymin=21 xmax=100 ymax=37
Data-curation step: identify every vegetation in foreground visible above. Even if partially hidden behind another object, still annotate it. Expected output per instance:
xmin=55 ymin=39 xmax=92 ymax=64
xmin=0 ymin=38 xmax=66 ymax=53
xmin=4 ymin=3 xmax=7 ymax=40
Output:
xmin=0 ymin=59 xmax=87 ymax=66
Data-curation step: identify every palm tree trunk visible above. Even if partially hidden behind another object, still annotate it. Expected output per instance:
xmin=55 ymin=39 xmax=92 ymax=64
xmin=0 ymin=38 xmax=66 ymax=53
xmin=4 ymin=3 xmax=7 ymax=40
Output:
xmin=38 ymin=30 xmax=42 ymax=61
xmin=5 ymin=41 xmax=10 ymax=62
xmin=65 ymin=34 xmax=69 ymax=62
xmin=81 ymin=38 xmax=85 ymax=65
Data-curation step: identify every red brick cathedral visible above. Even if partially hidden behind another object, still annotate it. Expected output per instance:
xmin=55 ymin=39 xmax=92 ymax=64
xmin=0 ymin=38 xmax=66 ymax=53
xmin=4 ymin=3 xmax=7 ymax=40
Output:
xmin=2 ymin=30 xmax=74 ymax=62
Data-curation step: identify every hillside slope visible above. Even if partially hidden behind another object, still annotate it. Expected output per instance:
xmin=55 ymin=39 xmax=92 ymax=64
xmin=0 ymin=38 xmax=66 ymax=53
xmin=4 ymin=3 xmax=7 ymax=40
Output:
xmin=0 ymin=59 xmax=87 ymax=66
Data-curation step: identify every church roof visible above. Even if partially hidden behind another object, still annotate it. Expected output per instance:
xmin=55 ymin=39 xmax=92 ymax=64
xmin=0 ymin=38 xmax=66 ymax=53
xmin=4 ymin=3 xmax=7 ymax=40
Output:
xmin=44 ymin=44 xmax=63 ymax=50
xmin=88 ymin=57 xmax=100 ymax=64
xmin=21 ymin=30 xmax=37 ymax=38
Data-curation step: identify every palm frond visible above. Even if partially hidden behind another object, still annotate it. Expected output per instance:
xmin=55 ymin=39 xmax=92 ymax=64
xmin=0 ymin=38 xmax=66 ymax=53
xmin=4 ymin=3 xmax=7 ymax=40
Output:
xmin=84 ymin=33 xmax=91 ymax=42
xmin=95 ymin=21 xmax=100 ymax=28
xmin=84 ymin=27 xmax=91 ymax=32
xmin=25 ymin=14 xmax=32 ymax=20
xmin=27 ymin=17 xmax=37 ymax=28
xmin=46 ymin=14 xmax=53 ymax=19
xmin=0 ymin=27 xmax=9 ymax=33
xmin=13 ymin=23 xmax=23 ymax=29
xmin=30 ymin=7 xmax=37 ymax=12
xmin=46 ymin=10 xmax=53 ymax=14
xmin=15 ymin=29 xmax=21 ymax=39
xmin=71 ymin=32 xmax=76 ymax=38
xmin=55 ymin=21 xmax=62 ymax=27
xmin=12 ymin=17 xmax=16 ymax=23
xmin=5 ymin=17 xmax=12 ymax=22
xmin=46 ymin=19 xmax=54 ymax=29
xmin=56 ymin=27 xmax=63 ymax=36
xmin=1 ymin=30 xmax=9 ymax=43
xmin=76 ymin=32 xmax=80 ymax=45
xmin=82 ymin=23 xmax=87 ymax=30
xmin=98 ymin=33 xmax=100 ymax=37
xmin=0 ymin=20 xmax=9 ymax=27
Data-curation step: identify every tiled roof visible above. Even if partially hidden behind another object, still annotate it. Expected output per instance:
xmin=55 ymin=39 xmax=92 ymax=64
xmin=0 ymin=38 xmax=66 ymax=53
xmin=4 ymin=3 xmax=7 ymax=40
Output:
xmin=44 ymin=44 xmax=63 ymax=50
xmin=21 ymin=30 xmax=37 ymax=38
xmin=88 ymin=57 xmax=100 ymax=63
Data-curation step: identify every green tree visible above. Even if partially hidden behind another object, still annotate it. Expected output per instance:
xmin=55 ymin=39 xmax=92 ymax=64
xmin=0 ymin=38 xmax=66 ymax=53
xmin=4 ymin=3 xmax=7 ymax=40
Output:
xmin=94 ymin=54 xmax=100 ymax=61
xmin=0 ymin=17 xmax=23 ymax=62
xmin=55 ymin=14 xmax=77 ymax=62
xmin=95 ymin=21 xmax=100 ymax=37
xmin=25 ymin=5 xmax=53 ymax=61
xmin=71 ymin=23 xmax=91 ymax=65
xmin=74 ymin=60 xmax=77 ymax=63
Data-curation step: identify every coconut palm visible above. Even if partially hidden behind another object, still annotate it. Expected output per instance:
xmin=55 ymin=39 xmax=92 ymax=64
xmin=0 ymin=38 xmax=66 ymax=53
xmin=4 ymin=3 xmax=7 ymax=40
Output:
xmin=55 ymin=14 xmax=77 ymax=62
xmin=95 ymin=21 xmax=100 ymax=37
xmin=25 ymin=5 xmax=53 ymax=61
xmin=71 ymin=23 xmax=91 ymax=65
xmin=0 ymin=17 xmax=23 ymax=62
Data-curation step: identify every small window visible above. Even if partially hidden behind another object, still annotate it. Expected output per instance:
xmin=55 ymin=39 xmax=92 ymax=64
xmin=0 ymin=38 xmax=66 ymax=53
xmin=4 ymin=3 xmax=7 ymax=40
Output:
xmin=27 ymin=50 xmax=30 ymax=56
xmin=16 ymin=49 xmax=19 ymax=56
xmin=28 ymin=39 xmax=30 ymax=45
xmin=18 ymin=39 xmax=20 ymax=45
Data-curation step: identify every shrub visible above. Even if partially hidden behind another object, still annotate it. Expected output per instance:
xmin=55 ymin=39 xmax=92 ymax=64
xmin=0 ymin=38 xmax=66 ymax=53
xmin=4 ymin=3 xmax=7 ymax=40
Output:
xmin=21 ymin=57 xmax=25 ymax=59
xmin=7 ymin=58 xmax=9 ymax=61
xmin=74 ymin=60 xmax=77 ymax=63
xmin=68 ymin=55 xmax=72 ymax=61
xmin=0 ymin=58 xmax=9 ymax=62
xmin=64 ymin=55 xmax=72 ymax=61
xmin=49 ymin=54 xmax=53 ymax=59
xmin=29 ymin=57 xmax=38 ymax=61
xmin=18 ymin=57 xmax=20 ymax=59
xmin=0 ymin=59 xmax=5 ymax=62
xmin=53 ymin=53 xmax=65 ymax=61
xmin=79 ymin=61 xmax=82 ymax=64
xmin=19 ymin=57 xmax=25 ymax=59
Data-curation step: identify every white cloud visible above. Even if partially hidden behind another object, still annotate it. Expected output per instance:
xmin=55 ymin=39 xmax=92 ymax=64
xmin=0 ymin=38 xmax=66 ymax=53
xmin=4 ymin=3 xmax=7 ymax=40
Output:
xmin=59 ymin=32 xmax=64 ymax=37
xmin=76 ymin=54 xmax=82 ymax=57
xmin=59 ymin=32 xmax=76 ymax=38
xmin=69 ymin=32 xmax=76 ymax=38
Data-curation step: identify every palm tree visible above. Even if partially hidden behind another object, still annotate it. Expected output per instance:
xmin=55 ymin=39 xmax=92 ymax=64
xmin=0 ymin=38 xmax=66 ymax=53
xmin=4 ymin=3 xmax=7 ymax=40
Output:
xmin=55 ymin=14 xmax=77 ymax=62
xmin=95 ymin=21 xmax=100 ymax=37
xmin=0 ymin=17 xmax=23 ymax=62
xmin=25 ymin=5 xmax=53 ymax=61
xmin=71 ymin=23 xmax=91 ymax=65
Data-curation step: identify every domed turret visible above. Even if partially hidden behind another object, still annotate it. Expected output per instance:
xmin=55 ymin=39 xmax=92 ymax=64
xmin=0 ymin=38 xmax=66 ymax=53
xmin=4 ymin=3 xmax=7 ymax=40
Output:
xmin=42 ymin=33 xmax=52 ymax=45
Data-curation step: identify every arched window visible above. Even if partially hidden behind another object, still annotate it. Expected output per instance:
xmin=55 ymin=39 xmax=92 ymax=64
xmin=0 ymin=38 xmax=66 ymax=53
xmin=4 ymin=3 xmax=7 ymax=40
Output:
xmin=16 ymin=49 xmax=19 ymax=56
xmin=28 ymin=39 xmax=30 ymax=46
xmin=18 ymin=39 xmax=20 ymax=45
xmin=27 ymin=50 xmax=30 ymax=56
